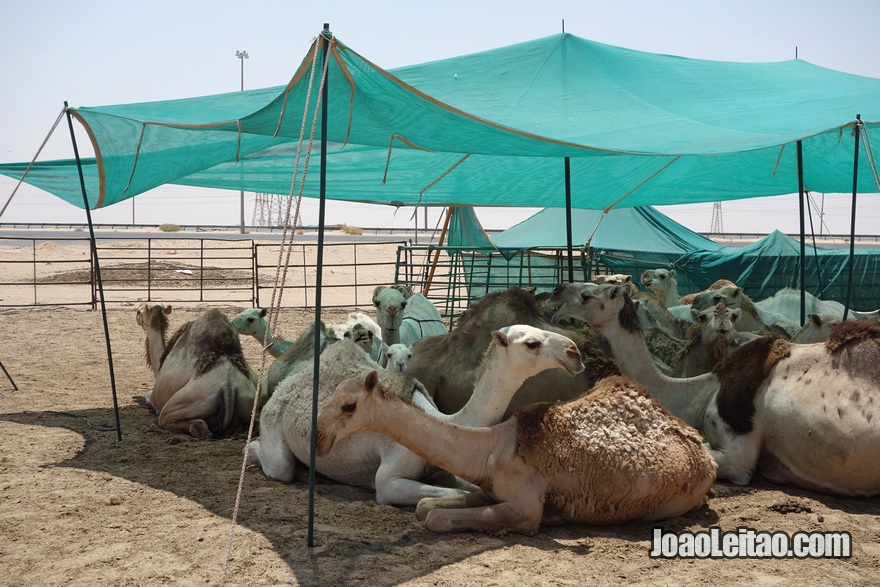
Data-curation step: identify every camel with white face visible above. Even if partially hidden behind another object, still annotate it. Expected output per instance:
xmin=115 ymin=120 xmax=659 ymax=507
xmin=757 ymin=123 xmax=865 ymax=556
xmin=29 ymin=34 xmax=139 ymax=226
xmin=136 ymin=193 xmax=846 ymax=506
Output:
xmin=638 ymin=269 xmax=680 ymax=308
xmin=372 ymin=285 xmax=448 ymax=348
xmin=381 ymin=343 xmax=413 ymax=373
xmin=317 ymin=372 xmax=716 ymax=535
xmin=553 ymin=283 xmax=880 ymax=497
xmin=249 ymin=325 xmax=585 ymax=506
xmin=691 ymin=285 xmax=792 ymax=338
xmin=146 ymin=308 xmax=258 ymax=439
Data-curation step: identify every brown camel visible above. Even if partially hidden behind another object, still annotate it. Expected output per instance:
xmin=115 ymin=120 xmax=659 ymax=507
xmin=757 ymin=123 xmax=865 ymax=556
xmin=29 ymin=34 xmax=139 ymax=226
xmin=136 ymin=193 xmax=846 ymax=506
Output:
xmin=317 ymin=371 xmax=716 ymax=535
xmin=405 ymin=287 xmax=618 ymax=417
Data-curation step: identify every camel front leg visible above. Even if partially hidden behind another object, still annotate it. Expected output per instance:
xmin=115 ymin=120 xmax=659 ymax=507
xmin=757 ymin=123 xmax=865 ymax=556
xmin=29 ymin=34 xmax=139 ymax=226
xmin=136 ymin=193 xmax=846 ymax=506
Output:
xmin=423 ymin=499 xmax=543 ymax=536
xmin=157 ymin=386 xmax=220 ymax=439
xmin=374 ymin=462 xmax=472 ymax=506
xmin=247 ymin=414 xmax=297 ymax=483
xmin=709 ymin=429 xmax=763 ymax=486
xmin=415 ymin=492 xmax=493 ymax=520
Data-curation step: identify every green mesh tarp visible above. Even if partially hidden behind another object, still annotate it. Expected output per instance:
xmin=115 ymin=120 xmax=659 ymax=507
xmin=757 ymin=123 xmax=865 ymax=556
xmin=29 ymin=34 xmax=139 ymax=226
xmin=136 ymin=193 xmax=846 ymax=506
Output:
xmin=2 ymin=31 xmax=880 ymax=211
xmin=675 ymin=230 xmax=880 ymax=309
xmin=490 ymin=206 xmax=720 ymax=293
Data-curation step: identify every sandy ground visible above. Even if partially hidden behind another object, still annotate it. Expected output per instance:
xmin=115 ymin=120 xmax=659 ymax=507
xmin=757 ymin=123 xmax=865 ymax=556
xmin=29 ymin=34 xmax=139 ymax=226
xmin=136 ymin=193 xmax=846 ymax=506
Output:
xmin=0 ymin=236 xmax=879 ymax=586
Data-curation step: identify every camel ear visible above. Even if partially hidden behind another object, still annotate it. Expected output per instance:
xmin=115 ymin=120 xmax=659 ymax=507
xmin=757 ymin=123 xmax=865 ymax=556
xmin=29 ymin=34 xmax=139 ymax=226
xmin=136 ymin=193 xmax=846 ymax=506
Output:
xmin=690 ymin=307 xmax=701 ymax=322
xmin=609 ymin=285 xmax=624 ymax=299
xmin=732 ymin=287 xmax=741 ymax=299
xmin=372 ymin=286 xmax=386 ymax=305
xmin=364 ymin=370 xmax=380 ymax=393
xmin=668 ymin=269 xmax=676 ymax=278
xmin=731 ymin=308 xmax=742 ymax=321
xmin=809 ymin=313 xmax=822 ymax=326
xmin=258 ymin=308 xmax=267 ymax=318
xmin=165 ymin=305 xmax=173 ymax=315
xmin=624 ymin=275 xmax=632 ymax=284
xmin=491 ymin=329 xmax=510 ymax=348
xmin=381 ymin=342 xmax=390 ymax=353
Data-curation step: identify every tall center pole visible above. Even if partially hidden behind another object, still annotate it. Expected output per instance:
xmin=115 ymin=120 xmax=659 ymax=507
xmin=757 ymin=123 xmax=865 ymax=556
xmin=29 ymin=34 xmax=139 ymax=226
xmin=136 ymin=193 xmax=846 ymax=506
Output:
xmin=307 ymin=24 xmax=331 ymax=548
xmin=236 ymin=50 xmax=249 ymax=234
xmin=564 ymin=157 xmax=574 ymax=283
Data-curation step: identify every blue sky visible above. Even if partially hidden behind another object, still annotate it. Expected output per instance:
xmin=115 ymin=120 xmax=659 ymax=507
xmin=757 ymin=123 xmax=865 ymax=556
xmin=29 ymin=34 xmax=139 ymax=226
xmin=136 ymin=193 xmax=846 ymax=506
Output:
xmin=2 ymin=0 xmax=879 ymax=235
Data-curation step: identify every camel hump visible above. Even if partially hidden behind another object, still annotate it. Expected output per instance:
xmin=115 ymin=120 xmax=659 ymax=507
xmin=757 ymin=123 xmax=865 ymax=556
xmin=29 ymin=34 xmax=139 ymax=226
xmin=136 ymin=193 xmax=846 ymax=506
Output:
xmin=713 ymin=337 xmax=791 ymax=435
xmin=826 ymin=319 xmax=880 ymax=353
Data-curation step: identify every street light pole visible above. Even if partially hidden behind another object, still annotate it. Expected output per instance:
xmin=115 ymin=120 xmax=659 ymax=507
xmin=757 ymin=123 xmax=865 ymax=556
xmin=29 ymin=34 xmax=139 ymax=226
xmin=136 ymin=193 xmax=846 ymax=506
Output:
xmin=236 ymin=50 xmax=249 ymax=234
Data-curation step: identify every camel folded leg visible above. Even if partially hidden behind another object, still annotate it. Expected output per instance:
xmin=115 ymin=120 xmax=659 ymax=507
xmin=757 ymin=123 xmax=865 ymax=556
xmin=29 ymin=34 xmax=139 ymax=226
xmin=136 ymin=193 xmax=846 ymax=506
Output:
xmin=415 ymin=491 xmax=494 ymax=520
xmin=422 ymin=499 xmax=543 ymax=536
xmin=374 ymin=462 xmax=475 ymax=506
xmin=157 ymin=380 xmax=237 ymax=439
xmin=247 ymin=417 xmax=296 ymax=482
xmin=709 ymin=429 xmax=763 ymax=486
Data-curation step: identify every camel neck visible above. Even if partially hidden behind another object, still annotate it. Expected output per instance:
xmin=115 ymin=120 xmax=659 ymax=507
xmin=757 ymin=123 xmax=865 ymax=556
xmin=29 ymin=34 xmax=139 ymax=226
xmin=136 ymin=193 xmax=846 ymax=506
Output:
xmin=453 ymin=348 xmax=526 ymax=426
xmin=372 ymin=395 xmax=502 ymax=486
xmin=602 ymin=320 xmax=717 ymax=429
xmin=146 ymin=331 xmax=165 ymax=377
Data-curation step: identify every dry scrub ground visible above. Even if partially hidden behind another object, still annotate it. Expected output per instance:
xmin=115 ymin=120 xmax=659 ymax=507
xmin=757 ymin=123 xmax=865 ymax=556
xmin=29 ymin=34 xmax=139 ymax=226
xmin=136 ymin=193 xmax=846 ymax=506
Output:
xmin=0 ymin=236 xmax=878 ymax=585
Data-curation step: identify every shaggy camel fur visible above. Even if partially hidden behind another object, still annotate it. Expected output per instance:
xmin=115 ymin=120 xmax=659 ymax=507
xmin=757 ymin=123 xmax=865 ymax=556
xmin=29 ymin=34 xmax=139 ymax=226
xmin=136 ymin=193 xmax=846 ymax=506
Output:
xmin=136 ymin=302 xmax=173 ymax=380
xmin=317 ymin=372 xmax=716 ymax=535
xmin=250 ymin=325 xmax=583 ymax=506
xmin=406 ymin=287 xmax=618 ymax=417
xmin=554 ymin=284 xmax=880 ymax=497
xmin=146 ymin=308 xmax=257 ymax=439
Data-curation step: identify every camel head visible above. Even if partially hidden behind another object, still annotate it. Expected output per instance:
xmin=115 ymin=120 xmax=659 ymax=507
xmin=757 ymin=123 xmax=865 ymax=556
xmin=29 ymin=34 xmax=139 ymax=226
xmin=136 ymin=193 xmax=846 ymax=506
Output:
xmin=691 ymin=302 xmax=740 ymax=344
xmin=317 ymin=370 xmax=388 ymax=457
xmin=136 ymin=303 xmax=172 ymax=334
xmin=490 ymin=324 xmax=584 ymax=377
xmin=792 ymin=313 xmax=842 ymax=344
xmin=344 ymin=323 xmax=375 ymax=356
xmin=230 ymin=307 xmax=268 ymax=338
xmin=382 ymin=343 xmax=413 ymax=372
xmin=551 ymin=284 xmax=641 ymax=333
xmin=372 ymin=285 xmax=413 ymax=340
xmin=546 ymin=282 xmax=596 ymax=311
xmin=691 ymin=285 xmax=744 ymax=313
xmin=640 ymin=268 xmax=676 ymax=295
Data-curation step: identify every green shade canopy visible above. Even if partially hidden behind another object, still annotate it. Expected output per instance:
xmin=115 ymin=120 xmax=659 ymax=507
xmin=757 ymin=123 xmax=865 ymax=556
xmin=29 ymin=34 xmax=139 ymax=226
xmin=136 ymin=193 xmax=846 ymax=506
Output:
xmin=2 ymin=31 xmax=879 ymax=211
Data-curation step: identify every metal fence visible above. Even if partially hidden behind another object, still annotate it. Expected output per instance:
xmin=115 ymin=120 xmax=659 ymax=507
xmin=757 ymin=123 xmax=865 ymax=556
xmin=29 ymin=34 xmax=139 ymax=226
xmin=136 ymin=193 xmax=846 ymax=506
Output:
xmin=0 ymin=236 xmax=407 ymax=309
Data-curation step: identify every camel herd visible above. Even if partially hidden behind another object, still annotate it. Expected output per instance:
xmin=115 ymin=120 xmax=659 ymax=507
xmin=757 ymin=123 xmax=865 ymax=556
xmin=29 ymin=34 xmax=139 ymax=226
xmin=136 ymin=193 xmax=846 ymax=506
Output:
xmin=135 ymin=272 xmax=880 ymax=536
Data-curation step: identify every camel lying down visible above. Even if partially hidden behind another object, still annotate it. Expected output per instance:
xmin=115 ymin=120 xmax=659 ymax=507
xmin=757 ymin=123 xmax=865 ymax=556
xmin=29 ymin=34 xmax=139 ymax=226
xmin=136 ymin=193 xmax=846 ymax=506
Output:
xmin=317 ymin=372 xmax=716 ymax=536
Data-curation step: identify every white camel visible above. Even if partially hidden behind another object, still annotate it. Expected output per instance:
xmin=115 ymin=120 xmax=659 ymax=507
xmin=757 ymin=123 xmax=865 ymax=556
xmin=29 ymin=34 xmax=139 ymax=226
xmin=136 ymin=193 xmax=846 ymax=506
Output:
xmin=381 ymin=343 xmax=413 ymax=373
xmin=553 ymin=283 xmax=880 ymax=497
xmin=372 ymin=285 xmax=448 ymax=348
xmin=790 ymin=313 xmax=842 ymax=344
xmin=248 ymin=325 xmax=585 ymax=506
xmin=317 ymin=372 xmax=716 ymax=535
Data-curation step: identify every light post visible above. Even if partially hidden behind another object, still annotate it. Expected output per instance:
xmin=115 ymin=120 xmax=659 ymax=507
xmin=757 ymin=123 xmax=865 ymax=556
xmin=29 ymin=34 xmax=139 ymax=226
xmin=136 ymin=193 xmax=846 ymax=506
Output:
xmin=236 ymin=50 xmax=249 ymax=233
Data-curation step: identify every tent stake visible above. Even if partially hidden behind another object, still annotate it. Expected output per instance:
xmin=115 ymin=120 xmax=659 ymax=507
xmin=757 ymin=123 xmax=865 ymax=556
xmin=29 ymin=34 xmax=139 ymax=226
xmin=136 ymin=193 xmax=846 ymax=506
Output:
xmin=307 ymin=24 xmax=332 ymax=549
xmin=64 ymin=101 xmax=122 ymax=441
xmin=844 ymin=115 xmax=861 ymax=320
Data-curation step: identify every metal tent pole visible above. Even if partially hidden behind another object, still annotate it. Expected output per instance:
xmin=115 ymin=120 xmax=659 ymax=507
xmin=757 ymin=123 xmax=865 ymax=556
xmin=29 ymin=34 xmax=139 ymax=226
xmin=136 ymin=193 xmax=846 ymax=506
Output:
xmin=564 ymin=157 xmax=574 ymax=283
xmin=797 ymin=141 xmax=806 ymax=325
xmin=64 ymin=101 xmax=122 ymax=441
xmin=307 ymin=24 xmax=331 ymax=549
xmin=844 ymin=115 xmax=861 ymax=320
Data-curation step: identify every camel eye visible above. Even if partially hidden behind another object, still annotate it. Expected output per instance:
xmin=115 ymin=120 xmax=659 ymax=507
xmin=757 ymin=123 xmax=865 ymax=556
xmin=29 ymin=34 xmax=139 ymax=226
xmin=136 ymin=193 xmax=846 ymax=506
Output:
xmin=341 ymin=402 xmax=357 ymax=413
xmin=525 ymin=340 xmax=541 ymax=350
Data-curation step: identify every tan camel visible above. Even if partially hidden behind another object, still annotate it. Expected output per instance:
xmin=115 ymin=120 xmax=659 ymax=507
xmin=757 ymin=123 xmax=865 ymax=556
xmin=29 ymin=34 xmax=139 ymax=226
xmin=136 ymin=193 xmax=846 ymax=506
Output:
xmin=148 ymin=308 xmax=257 ymax=439
xmin=249 ymin=325 xmax=585 ymax=506
xmin=638 ymin=268 xmax=680 ymax=308
xmin=317 ymin=372 xmax=716 ymax=535
xmin=553 ymin=284 xmax=880 ymax=497
xmin=406 ymin=287 xmax=618 ymax=418
xmin=136 ymin=302 xmax=173 ymax=380
xmin=591 ymin=273 xmax=638 ymax=296
xmin=690 ymin=285 xmax=792 ymax=338
xmin=678 ymin=279 xmax=738 ymax=306
xmin=791 ymin=313 xmax=842 ymax=344
xmin=673 ymin=302 xmax=758 ymax=377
